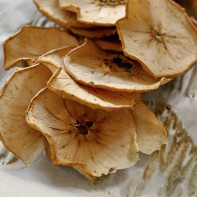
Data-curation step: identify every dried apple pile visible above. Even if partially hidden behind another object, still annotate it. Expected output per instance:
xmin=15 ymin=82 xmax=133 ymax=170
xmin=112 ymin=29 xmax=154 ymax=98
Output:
xmin=0 ymin=0 xmax=197 ymax=183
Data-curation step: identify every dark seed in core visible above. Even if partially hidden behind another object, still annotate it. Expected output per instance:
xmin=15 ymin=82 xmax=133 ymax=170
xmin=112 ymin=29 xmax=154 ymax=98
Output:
xmin=85 ymin=121 xmax=93 ymax=128
xmin=112 ymin=57 xmax=133 ymax=70
xmin=75 ymin=124 xmax=88 ymax=135
xmin=75 ymin=120 xmax=94 ymax=135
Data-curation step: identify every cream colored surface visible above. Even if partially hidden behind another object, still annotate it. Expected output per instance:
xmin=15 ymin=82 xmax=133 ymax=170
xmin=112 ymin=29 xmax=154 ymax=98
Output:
xmin=37 ymin=47 xmax=141 ymax=110
xmin=33 ymin=0 xmax=94 ymax=28
xmin=117 ymin=0 xmax=197 ymax=78
xmin=0 ymin=64 xmax=52 ymax=164
xmin=65 ymin=39 xmax=170 ymax=92
xmin=59 ymin=0 xmax=126 ymax=26
xmin=3 ymin=26 xmax=78 ymax=70
xmin=133 ymin=101 xmax=168 ymax=154
xmin=26 ymin=88 xmax=139 ymax=180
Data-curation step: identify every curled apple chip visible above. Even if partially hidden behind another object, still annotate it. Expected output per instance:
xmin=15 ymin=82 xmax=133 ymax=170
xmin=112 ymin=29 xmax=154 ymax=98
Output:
xmin=33 ymin=0 xmax=93 ymax=28
xmin=95 ymin=37 xmax=122 ymax=52
xmin=3 ymin=26 xmax=78 ymax=70
xmin=132 ymin=101 xmax=168 ymax=154
xmin=116 ymin=0 xmax=197 ymax=78
xmin=0 ymin=64 xmax=53 ymax=164
xmin=26 ymin=88 xmax=139 ymax=181
xmin=37 ymin=47 xmax=141 ymax=110
xmin=37 ymin=46 xmax=75 ymax=68
xmin=49 ymin=71 xmax=142 ymax=110
xmin=59 ymin=0 xmax=126 ymax=26
xmin=69 ymin=27 xmax=117 ymax=38
xmin=65 ymin=39 xmax=170 ymax=92
xmin=73 ymin=166 xmax=98 ymax=183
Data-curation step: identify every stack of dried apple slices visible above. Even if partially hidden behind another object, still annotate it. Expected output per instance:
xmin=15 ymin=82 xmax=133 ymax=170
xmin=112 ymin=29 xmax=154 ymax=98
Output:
xmin=1 ymin=0 xmax=197 ymax=183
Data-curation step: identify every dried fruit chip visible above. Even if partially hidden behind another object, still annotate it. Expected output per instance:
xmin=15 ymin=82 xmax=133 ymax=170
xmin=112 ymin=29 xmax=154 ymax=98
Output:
xmin=69 ymin=27 xmax=117 ymax=38
xmin=95 ymin=37 xmax=122 ymax=52
xmin=3 ymin=26 xmax=78 ymax=70
xmin=49 ymin=71 xmax=142 ymax=110
xmin=33 ymin=0 xmax=94 ymax=28
xmin=65 ymin=39 xmax=170 ymax=92
xmin=0 ymin=64 xmax=53 ymax=164
xmin=37 ymin=47 xmax=141 ymax=110
xmin=37 ymin=46 xmax=75 ymax=67
xmin=73 ymin=166 xmax=98 ymax=183
xmin=59 ymin=0 xmax=126 ymax=26
xmin=132 ymin=101 xmax=168 ymax=154
xmin=116 ymin=0 xmax=197 ymax=78
xmin=26 ymin=88 xmax=139 ymax=181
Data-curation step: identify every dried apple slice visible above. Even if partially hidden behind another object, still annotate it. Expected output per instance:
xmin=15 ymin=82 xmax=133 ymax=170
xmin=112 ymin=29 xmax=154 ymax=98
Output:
xmin=65 ymin=39 xmax=171 ymax=92
xmin=73 ymin=166 xmax=98 ymax=183
xmin=3 ymin=26 xmax=78 ymax=70
xmin=26 ymin=88 xmax=139 ymax=181
xmin=59 ymin=0 xmax=126 ymax=26
xmin=37 ymin=47 xmax=141 ymax=110
xmin=0 ymin=64 xmax=53 ymax=164
xmin=132 ymin=101 xmax=168 ymax=154
xmin=33 ymin=0 xmax=94 ymax=28
xmin=69 ymin=27 xmax=117 ymax=38
xmin=37 ymin=46 xmax=75 ymax=68
xmin=49 ymin=71 xmax=142 ymax=110
xmin=116 ymin=0 xmax=197 ymax=78
xmin=95 ymin=37 xmax=122 ymax=52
